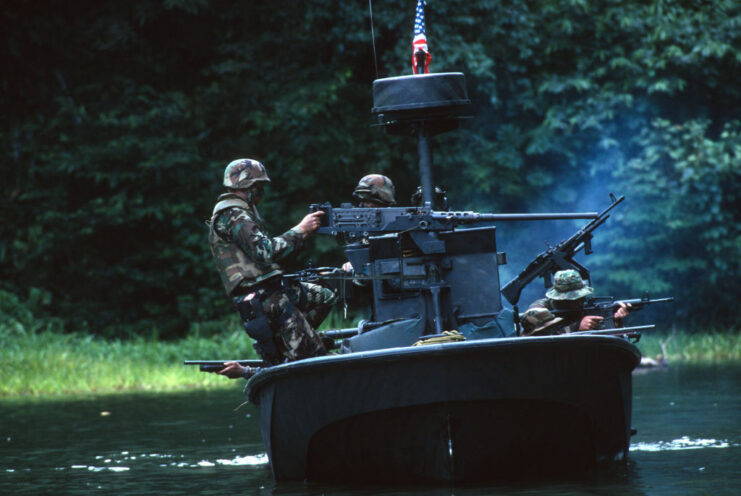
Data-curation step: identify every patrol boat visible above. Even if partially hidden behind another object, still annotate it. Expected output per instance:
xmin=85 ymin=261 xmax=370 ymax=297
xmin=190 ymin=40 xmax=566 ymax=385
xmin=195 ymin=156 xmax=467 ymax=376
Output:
xmin=242 ymin=71 xmax=644 ymax=483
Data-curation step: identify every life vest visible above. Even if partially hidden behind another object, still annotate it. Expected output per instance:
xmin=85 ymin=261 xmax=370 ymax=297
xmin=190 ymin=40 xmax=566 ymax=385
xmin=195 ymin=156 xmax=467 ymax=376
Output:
xmin=208 ymin=194 xmax=282 ymax=295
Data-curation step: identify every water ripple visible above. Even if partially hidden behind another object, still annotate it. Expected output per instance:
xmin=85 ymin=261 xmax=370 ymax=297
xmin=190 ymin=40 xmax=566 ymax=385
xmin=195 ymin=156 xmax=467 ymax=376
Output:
xmin=630 ymin=436 xmax=737 ymax=452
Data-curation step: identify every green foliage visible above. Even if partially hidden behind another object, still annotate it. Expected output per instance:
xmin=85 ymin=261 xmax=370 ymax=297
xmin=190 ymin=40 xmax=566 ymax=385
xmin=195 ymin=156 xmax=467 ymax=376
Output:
xmin=1 ymin=0 xmax=739 ymax=336
xmin=0 ymin=326 xmax=255 ymax=397
xmin=599 ymin=119 xmax=740 ymax=326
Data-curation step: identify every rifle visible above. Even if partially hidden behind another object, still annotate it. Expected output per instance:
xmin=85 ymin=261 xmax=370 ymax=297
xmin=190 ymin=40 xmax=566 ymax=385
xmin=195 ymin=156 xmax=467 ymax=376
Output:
xmin=310 ymin=203 xmax=598 ymax=242
xmin=184 ymin=360 xmax=265 ymax=373
xmin=501 ymin=193 xmax=625 ymax=305
xmin=282 ymin=266 xmax=346 ymax=283
xmin=547 ymin=295 xmax=674 ymax=329
xmin=570 ymin=324 xmax=656 ymax=342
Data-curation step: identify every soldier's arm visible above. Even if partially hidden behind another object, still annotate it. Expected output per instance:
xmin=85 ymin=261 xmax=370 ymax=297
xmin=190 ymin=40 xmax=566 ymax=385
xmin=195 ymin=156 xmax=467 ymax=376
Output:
xmin=219 ymin=208 xmax=305 ymax=264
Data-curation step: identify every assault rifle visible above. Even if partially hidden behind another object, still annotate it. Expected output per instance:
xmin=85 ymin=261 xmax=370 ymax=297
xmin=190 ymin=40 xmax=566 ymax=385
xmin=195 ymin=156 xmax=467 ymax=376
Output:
xmin=310 ymin=203 xmax=599 ymax=241
xmin=501 ymin=193 xmax=625 ymax=305
xmin=548 ymin=295 xmax=674 ymax=329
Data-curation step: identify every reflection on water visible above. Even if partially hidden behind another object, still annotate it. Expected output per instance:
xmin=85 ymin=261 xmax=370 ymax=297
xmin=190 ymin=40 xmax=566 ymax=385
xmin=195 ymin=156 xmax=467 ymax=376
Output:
xmin=2 ymin=365 xmax=740 ymax=495
xmin=631 ymin=436 xmax=736 ymax=452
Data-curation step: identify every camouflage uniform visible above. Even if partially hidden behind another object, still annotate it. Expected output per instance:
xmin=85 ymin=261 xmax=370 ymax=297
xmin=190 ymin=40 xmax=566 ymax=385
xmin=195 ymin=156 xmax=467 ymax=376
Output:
xmin=209 ymin=159 xmax=337 ymax=365
xmin=520 ymin=270 xmax=593 ymax=335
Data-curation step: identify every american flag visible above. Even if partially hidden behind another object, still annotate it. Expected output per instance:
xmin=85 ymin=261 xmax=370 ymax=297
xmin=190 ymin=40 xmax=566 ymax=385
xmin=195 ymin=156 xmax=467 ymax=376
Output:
xmin=412 ymin=0 xmax=431 ymax=74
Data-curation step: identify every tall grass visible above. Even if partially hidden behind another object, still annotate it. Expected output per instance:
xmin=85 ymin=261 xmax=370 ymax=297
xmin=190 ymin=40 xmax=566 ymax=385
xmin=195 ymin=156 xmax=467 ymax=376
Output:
xmin=2 ymin=320 xmax=739 ymax=398
xmin=0 ymin=325 xmax=258 ymax=397
xmin=636 ymin=329 xmax=741 ymax=363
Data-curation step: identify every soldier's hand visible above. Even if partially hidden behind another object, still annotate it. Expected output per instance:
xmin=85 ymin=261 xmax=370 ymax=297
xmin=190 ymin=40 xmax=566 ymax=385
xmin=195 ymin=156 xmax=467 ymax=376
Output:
xmin=613 ymin=302 xmax=632 ymax=327
xmin=342 ymin=261 xmax=353 ymax=272
xmin=217 ymin=361 xmax=247 ymax=379
xmin=579 ymin=315 xmax=604 ymax=331
xmin=295 ymin=211 xmax=324 ymax=238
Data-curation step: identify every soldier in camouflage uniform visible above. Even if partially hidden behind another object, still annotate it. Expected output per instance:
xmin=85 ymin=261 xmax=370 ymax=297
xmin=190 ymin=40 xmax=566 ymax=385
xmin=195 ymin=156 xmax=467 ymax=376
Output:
xmin=519 ymin=307 xmax=565 ymax=336
xmin=341 ymin=174 xmax=396 ymax=275
xmin=519 ymin=269 xmax=632 ymax=335
xmin=209 ymin=158 xmax=338 ymax=376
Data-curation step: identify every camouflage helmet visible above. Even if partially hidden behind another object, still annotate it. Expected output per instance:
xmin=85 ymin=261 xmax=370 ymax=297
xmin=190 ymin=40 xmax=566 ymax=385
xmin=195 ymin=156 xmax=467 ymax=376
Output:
xmin=352 ymin=174 xmax=396 ymax=206
xmin=520 ymin=307 xmax=564 ymax=336
xmin=223 ymin=158 xmax=271 ymax=190
xmin=411 ymin=185 xmax=448 ymax=210
xmin=545 ymin=269 xmax=593 ymax=301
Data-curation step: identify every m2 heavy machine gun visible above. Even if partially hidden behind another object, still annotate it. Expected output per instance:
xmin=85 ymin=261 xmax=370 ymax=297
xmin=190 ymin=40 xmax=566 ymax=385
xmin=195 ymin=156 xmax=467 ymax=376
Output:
xmin=310 ymin=73 xmax=601 ymax=350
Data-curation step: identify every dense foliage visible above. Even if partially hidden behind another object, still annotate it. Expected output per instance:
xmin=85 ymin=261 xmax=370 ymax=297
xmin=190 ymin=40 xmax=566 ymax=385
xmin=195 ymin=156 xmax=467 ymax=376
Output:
xmin=2 ymin=0 xmax=739 ymax=337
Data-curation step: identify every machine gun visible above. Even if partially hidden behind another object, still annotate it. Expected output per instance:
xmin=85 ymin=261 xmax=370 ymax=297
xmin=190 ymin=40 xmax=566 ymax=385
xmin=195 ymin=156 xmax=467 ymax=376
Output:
xmin=501 ymin=193 xmax=625 ymax=306
xmin=310 ymin=203 xmax=598 ymax=242
xmin=547 ymin=295 xmax=674 ymax=330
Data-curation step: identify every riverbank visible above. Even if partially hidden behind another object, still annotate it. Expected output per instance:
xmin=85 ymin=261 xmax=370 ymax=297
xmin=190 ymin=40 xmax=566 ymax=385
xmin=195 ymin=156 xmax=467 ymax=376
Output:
xmin=0 ymin=327 xmax=256 ymax=397
xmin=1 ymin=328 xmax=739 ymax=398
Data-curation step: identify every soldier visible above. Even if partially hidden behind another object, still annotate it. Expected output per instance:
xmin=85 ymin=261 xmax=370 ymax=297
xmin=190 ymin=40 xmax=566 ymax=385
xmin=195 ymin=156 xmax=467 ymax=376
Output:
xmin=352 ymin=174 xmax=396 ymax=208
xmin=519 ymin=307 xmax=565 ymax=337
xmin=209 ymin=158 xmax=338 ymax=378
xmin=341 ymin=174 xmax=396 ymax=274
xmin=520 ymin=269 xmax=632 ymax=335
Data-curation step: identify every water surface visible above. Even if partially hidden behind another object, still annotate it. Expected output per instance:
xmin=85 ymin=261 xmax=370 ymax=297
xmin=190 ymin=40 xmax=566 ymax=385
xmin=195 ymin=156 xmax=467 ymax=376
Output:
xmin=2 ymin=365 xmax=739 ymax=495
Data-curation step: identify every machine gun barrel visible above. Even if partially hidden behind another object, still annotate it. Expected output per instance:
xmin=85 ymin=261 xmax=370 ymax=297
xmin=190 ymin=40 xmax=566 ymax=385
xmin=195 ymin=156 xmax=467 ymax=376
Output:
xmin=311 ymin=202 xmax=599 ymax=239
xmin=430 ymin=211 xmax=599 ymax=222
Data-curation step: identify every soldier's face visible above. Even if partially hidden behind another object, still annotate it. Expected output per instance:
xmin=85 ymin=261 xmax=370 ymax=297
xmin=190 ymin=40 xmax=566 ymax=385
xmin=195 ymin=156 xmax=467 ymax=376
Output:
xmin=360 ymin=200 xmax=383 ymax=208
xmin=252 ymin=185 xmax=265 ymax=204
xmin=552 ymin=298 xmax=586 ymax=310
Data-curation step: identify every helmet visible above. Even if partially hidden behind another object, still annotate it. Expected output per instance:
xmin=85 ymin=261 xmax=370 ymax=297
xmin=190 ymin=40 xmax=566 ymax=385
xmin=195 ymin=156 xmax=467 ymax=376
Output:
xmin=545 ymin=269 xmax=593 ymax=300
xmin=352 ymin=174 xmax=396 ymax=206
xmin=223 ymin=159 xmax=271 ymax=190
xmin=520 ymin=307 xmax=564 ymax=336
xmin=411 ymin=185 xmax=448 ymax=210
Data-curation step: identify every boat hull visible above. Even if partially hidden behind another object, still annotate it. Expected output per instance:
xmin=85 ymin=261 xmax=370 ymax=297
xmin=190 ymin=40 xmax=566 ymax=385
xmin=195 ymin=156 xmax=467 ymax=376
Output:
xmin=245 ymin=334 xmax=640 ymax=483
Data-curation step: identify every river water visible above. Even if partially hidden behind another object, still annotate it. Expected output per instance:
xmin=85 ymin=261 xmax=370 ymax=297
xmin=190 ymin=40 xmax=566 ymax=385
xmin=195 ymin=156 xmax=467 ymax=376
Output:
xmin=2 ymin=364 xmax=740 ymax=495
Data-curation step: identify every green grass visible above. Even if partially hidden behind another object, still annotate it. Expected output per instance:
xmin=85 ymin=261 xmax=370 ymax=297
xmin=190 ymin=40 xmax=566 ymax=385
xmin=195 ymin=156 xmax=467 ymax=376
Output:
xmin=636 ymin=329 xmax=741 ymax=363
xmin=0 ymin=326 xmax=259 ymax=398
xmin=1 ymin=324 xmax=739 ymax=398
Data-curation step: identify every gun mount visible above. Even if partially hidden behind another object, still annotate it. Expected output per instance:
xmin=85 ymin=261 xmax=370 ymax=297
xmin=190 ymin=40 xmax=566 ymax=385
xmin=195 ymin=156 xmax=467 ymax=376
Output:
xmin=237 ymin=5 xmax=649 ymax=483
xmin=306 ymin=73 xmax=621 ymax=344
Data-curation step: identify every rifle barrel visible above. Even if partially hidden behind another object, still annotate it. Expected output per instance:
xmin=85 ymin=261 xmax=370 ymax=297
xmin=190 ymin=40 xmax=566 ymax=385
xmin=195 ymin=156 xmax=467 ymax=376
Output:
xmin=184 ymin=360 xmax=265 ymax=367
xmin=570 ymin=324 xmax=656 ymax=335
xmin=434 ymin=212 xmax=599 ymax=222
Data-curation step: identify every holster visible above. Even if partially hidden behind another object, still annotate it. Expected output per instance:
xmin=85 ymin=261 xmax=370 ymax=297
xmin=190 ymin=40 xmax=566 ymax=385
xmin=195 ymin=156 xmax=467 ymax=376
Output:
xmin=237 ymin=294 xmax=281 ymax=365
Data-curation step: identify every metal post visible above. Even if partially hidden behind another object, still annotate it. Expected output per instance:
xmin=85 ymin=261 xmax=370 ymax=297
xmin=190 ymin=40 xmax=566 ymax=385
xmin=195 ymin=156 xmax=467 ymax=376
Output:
xmin=417 ymin=121 xmax=434 ymax=206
